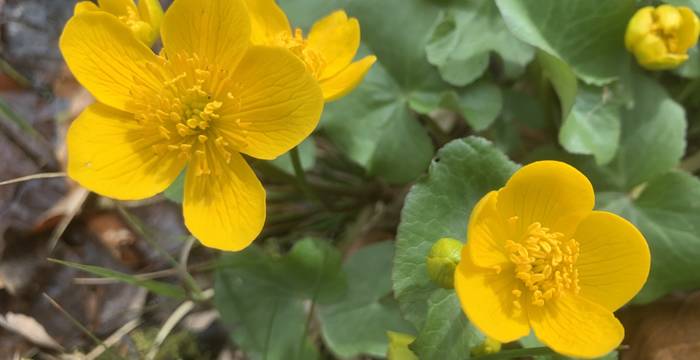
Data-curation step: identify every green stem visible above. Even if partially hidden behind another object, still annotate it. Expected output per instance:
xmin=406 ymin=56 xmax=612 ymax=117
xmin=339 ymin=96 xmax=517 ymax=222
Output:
xmin=473 ymin=346 xmax=555 ymax=360
xmin=290 ymin=146 xmax=323 ymax=205
xmin=678 ymin=78 xmax=700 ymax=103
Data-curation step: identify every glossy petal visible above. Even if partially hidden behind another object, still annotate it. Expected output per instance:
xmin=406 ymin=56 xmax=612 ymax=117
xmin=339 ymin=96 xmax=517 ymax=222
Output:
xmin=496 ymin=161 xmax=594 ymax=237
xmin=634 ymin=34 xmax=687 ymax=70
xmin=243 ymin=0 xmax=291 ymax=44
xmin=183 ymin=152 xmax=265 ymax=251
xmin=454 ymin=256 xmax=529 ymax=343
xmin=98 ymin=0 xmax=136 ymax=17
xmin=465 ymin=191 xmax=509 ymax=269
xmin=138 ymin=0 xmax=164 ymax=40
xmin=575 ymin=211 xmax=651 ymax=312
xmin=308 ymin=10 xmax=361 ymax=79
xmin=529 ymin=293 xmax=624 ymax=359
xmin=677 ymin=7 xmax=700 ymax=52
xmin=320 ymin=55 xmax=377 ymax=101
xmin=625 ymin=7 xmax=654 ymax=51
xmin=161 ymin=0 xmax=251 ymax=69
xmin=74 ymin=1 xmax=98 ymax=14
xmin=67 ymin=103 xmax=185 ymax=200
xmin=59 ymin=12 xmax=162 ymax=111
xmin=218 ymin=46 xmax=324 ymax=160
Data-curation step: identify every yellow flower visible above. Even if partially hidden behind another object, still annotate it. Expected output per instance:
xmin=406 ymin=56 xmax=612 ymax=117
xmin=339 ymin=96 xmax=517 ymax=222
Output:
xmin=242 ymin=0 xmax=377 ymax=101
xmin=60 ymin=0 xmax=324 ymax=251
xmin=74 ymin=0 xmax=164 ymax=46
xmin=454 ymin=161 xmax=650 ymax=358
xmin=625 ymin=5 xmax=700 ymax=70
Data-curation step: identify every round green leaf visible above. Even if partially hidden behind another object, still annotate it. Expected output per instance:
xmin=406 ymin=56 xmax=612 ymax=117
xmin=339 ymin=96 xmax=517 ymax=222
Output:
xmin=393 ymin=136 xmax=518 ymax=328
xmin=496 ymin=0 xmax=635 ymax=84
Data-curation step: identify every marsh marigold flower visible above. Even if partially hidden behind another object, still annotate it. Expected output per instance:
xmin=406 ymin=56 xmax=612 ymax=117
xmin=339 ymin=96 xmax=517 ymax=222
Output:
xmin=60 ymin=0 xmax=324 ymax=250
xmin=455 ymin=161 xmax=650 ymax=358
xmin=242 ymin=0 xmax=377 ymax=101
xmin=74 ymin=0 xmax=164 ymax=46
xmin=625 ymin=5 xmax=700 ymax=70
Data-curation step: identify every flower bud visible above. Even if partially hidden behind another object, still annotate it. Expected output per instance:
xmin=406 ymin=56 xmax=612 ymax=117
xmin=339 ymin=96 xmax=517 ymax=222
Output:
xmin=625 ymin=5 xmax=700 ymax=70
xmin=470 ymin=337 xmax=502 ymax=357
xmin=426 ymin=237 xmax=462 ymax=289
xmin=73 ymin=0 xmax=164 ymax=46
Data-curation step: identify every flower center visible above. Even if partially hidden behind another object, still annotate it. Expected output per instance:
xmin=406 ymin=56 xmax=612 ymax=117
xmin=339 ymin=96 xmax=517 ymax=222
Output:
xmin=505 ymin=219 xmax=580 ymax=309
xmin=131 ymin=53 xmax=250 ymax=177
xmin=273 ymin=28 xmax=326 ymax=79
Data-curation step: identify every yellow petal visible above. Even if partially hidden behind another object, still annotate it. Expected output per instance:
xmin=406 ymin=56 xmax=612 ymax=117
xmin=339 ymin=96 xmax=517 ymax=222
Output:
xmin=655 ymin=5 xmax=683 ymax=34
xmin=67 ymin=103 xmax=185 ymax=200
xmin=575 ymin=211 xmax=650 ymax=312
xmin=74 ymin=1 xmax=98 ymax=14
xmin=138 ymin=0 xmax=164 ymax=41
xmin=625 ymin=7 xmax=654 ymax=51
xmin=98 ymin=0 xmax=137 ymax=17
xmin=677 ymin=7 xmax=700 ymax=52
xmin=183 ymin=152 xmax=265 ymax=251
xmin=496 ymin=161 xmax=594 ymax=237
xmin=320 ymin=55 xmax=376 ymax=101
xmin=529 ymin=293 xmax=624 ymax=359
xmin=218 ymin=46 xmax=324 ymax=160
xmin=454 ymin=256 xmax=529 ymax=343
xmin=59 ymin=12 xmax=162 ymax=111
xmin=308 ymin=10 xmax=361 ymax=79
xmin=465 ymin=191 xmax=509 ymax=269
xmin=161 ymin=0 xmax=251 ymax=69
xmin=242 ymin=0 xmax=291 ymax=44
xmin=634 ymin=34 xmax=687 ymax=70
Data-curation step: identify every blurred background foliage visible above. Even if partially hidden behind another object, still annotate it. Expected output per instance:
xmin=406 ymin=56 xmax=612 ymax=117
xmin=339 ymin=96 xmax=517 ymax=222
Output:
xmin=1 ymin=0 xmax=700 ymax=359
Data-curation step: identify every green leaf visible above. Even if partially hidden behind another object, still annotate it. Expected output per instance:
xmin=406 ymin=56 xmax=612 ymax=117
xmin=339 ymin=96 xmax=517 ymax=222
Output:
xmin=538 ymin=50 xmax=577 ymax=118
xmin=599 ymin=171 xmax=700 ymax=303
xmin=214 ymin=238 xmax=345 ymax=360
xmin=496 ymin=0 xmax=635 ymax=84
xmin=426 ymin=0 xmax=534 ymax=86
xmin=393 ymin=137 xmax=518 ymax=343
xmin=322 ymin=53 xmax=436 ymax=184
xmin=441 ymin=81 xmax=503 ymax=131
xmin=409 ymin=292 xmax=483 ymax=360
xmin=607 ymin=73 xmax=686 ymax=189
xmin=559 ymin=84 xmax=622 ymax=165
xmin=663 ymin=0 xmax=700 ymax=12
xmin=49 ymin=259 xmax=186 ymax=300
xmin=163 ymin=170 xmax=185 ymax=203
xmin=318 ymin=242 xmax=413 ymax=358
xmin=282 ymin=0 xmax=454 ymax=183
xmin=268 ymin=138 xmax=317 ymax=176
xmin=674 ymin=45 xmax=700 ymax=79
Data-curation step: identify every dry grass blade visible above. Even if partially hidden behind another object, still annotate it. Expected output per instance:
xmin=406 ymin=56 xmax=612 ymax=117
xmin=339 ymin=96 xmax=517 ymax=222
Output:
xmin=0 ymin=172 xmax=66 ymax=187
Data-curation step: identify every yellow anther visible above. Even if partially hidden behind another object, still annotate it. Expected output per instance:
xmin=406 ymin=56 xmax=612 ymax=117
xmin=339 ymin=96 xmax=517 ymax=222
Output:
xmin=507 ymin=221 xmax=580 ymax=307
xmin=186 ymin=118 xmax=199 ymax=128
xmin=198 ymin=135 xmax=208 ymax=143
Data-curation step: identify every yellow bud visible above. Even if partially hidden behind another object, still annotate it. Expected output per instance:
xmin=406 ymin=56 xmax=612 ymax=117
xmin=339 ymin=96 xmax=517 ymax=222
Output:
xmin=73 ymin=0 xmax=162 ymax=46
xmin=387 ymin=331 xmax=418 ymax=360
xmin=470 ymin=337 xmax=502 ymax=357
xmin=625 ymin=5 xmax=700 ymax=70
xmin=426 ymin=237 xmax=462 ymax=289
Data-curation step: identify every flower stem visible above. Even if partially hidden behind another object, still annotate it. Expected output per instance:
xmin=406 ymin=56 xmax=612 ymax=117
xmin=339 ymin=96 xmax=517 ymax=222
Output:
xmin=472 ymin=346 xmax=555 ymax=360
xmin=290 ymin=146 xmax=322 ymax=205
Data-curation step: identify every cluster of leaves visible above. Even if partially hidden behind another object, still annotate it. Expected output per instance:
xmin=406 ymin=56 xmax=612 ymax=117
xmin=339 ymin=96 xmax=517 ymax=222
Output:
xmin=67 ymin=0 xmax=700 ymax=358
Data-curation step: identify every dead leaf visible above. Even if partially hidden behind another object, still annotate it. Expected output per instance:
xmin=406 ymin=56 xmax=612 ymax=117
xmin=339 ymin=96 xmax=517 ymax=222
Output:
xmin=620 ymin=291 xmax=700 ymax=360
xmin=0 ymin=312 xmax=63 ymax=350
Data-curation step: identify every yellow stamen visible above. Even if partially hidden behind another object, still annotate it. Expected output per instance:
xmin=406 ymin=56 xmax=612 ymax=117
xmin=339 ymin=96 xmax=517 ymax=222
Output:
xmin=503 ymin=222 xmax=581 ymax=307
